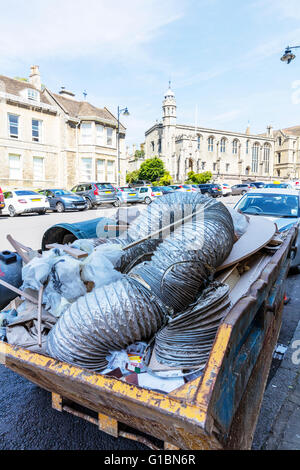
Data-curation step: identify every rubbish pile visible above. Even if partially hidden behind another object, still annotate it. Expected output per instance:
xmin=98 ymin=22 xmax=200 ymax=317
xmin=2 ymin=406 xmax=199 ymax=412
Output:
xmin=0 ymin=192 xmax=279 ymax=394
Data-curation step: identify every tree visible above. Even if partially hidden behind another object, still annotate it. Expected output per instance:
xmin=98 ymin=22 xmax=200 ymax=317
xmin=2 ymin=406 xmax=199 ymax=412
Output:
xmin=138 ymin=157 xmax=165 ymax=182
xmin=186 ymin=171 xmax=212 ymax=184
xmin=134 ymin=150 xmax=145 ymax=161
xmin=158 ymin=171 xmax=173 ymax=186
xmin=126 ymin=170 xmax=139 ymax=184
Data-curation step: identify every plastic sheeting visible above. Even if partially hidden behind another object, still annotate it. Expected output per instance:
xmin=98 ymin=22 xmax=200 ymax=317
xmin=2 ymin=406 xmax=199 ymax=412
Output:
xmin=47 ymin=276 xmax=167 ymax=371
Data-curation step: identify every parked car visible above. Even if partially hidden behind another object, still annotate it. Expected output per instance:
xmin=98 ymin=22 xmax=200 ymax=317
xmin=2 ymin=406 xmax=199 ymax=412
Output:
xmin=135 ymin=186 xmax=163 ymax=204
xmin=231 ymin=183 xmax=253 ymax=196
xmin=0 ymin=187 xmax=5 ymax=213
xmin=2 ymin=190 xmax=49 ymax=217
xmin=38 ymin=189 xmax=87 ymax=213
xmin=248 ymin=182 xmax=265 ymax=188
xmin=159 ymin=186 xmax=175 ymax=195
xmin=221 ymin=183 xmax=232 ymax=196
xmin=70 ymin=182 xmax=119 ymax=209
xmin=197 ymin=183 xmax=222 ymax=197
xmin=169 ymin=184 xmax=197 ymax=192
xmin=234 ymin=188 xmax=300 ymax=268
xmin=128 ymin=180 xmax=151 ymax=188
xmin=264 ymin=183 xmax=292 ymax=189
xmin=116 ymin=187 xmax=142 ymax=204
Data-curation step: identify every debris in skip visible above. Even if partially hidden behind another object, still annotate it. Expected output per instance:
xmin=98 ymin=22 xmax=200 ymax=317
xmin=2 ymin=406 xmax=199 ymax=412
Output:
xmin=0 ymin=192 xmax=279 ymax=394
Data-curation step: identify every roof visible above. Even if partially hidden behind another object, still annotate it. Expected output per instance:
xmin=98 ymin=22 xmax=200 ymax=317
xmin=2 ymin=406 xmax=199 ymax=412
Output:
xmin=50 ymin=92 xmax=125 ymax=130
xmin=0 ymin=75 xmax=51 ymax=105
xmin=247 ymin=188 xmax=300 ymax=196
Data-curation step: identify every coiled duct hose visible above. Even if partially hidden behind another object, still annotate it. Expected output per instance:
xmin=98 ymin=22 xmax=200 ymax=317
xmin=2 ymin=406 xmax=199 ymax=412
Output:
xmin=92 ymin=192 xmax=234 ymax=274
xmin=47 ymin=276 xmax=167 ymax=371
xmin=129 ymin=197 xmax=234 ymax=312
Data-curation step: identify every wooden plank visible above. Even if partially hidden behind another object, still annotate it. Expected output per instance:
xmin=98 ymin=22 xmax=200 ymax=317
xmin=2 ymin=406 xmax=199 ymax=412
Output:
xmin=0 ymin=279 xmax=38 ymax=305
xmin=46 ymin=243 xmax=88 ymax=259
xmin=98 ymin=412 xmax=119 ymax=438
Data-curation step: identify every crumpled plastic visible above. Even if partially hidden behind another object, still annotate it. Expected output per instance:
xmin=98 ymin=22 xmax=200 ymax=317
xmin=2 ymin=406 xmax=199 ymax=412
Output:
xmin=81 ymin=248 xmax=123 ymax=288
xmin=226 ymin=206 xmax=249 ymax=239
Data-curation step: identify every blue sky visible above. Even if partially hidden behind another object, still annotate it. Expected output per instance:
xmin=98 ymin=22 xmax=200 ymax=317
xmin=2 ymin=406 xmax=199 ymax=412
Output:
xmin=1 ymin=0 xmax=300 ymax=147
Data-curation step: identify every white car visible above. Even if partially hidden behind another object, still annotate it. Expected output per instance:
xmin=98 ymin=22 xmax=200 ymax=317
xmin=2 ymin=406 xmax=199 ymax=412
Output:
xmin=221 ymin=183 xmax=232 ymax=196
xmin=2 ymin=190 xmax=50 ymax=217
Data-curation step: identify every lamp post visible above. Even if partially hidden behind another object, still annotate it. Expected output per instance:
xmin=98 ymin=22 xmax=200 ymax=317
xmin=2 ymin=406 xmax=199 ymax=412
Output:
xmin=280 ymin=45 xmax=300 ymax=64
xmin=117 ymin=106 xmax=130 ymax=186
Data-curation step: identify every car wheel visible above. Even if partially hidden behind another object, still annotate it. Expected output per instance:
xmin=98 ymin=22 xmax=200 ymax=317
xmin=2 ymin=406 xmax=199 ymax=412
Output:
xmin=8 ymin=205 xmax=17 ymax=217
xmin=113 ymin=199 xmax=120 ymax=208
xmin=241 ymin=190 xmax=246 ymax=195
xmin=144 ymin=196 xmax=151 ymax=204
xmin=38 ymin=209 xmax=46 ymax=215
xmin=56 ymin=202 xmax=65 ymax=213
xmin=85 ymin=198 xmax=92 ymax=210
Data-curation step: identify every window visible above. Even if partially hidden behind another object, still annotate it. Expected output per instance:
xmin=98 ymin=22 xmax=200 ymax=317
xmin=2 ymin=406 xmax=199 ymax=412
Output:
xmin=213 ymin=163 xmax=217 ymax=171
xmin=107 ymin=128 xmax=113 ymax=146
xmin=220 ymin=138 xmax=226 ymax=153
xmin=8 ymin=114 xmax=19 ymax=139
xmin=208 ymin=137 xmax=213 ymax=152
xmin=197 ymin=135 xmax=201 ymax=150
xmin=201 ymin=161 xmax=206 ymax=170
xmin=80 ymin=158 xmax=92 ymax=181
xmin=96 ymin=125 xmax=104 ymax=145
xmin=32 ymin=119 xmax=42 ymax=142
xmin=226 ymin=163 xmax=230 ymax=172
xmin=96 ymin=159 xmax=105 ymax=181
xmin=81 ymin=123 xmax=92 ymax=144
xmin=107 ymin=160 xmax=115 ymax=181
xmin=278 ymin=152 xmax=281 ymax=164
xmin=263 ymin=145 xmax=270 ymax=173
xmin=33 ymin=157 xmax=44 ymax=181
xmin=9 ymin=154 xmax=21 ymax=179
xmin=278 ymin=137 xmax=282 ymax=146
xmin=252 ymin=144 xmax=259 ymax=173
xmin=151 ymin=141 xmax=155 ymax=151
xmin=246 ymin=140 xmax=249 ymax=154
xmin=27 ymin=89 xmax=39 ymax=101
xmin=158 ymin=138 xmax=162 ymax=153
xmin=232 ymin=140 xmax=238 ymax=154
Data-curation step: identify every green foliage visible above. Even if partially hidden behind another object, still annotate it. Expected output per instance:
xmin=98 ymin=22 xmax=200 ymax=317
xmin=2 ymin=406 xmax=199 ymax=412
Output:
xmin=134 ymin=150 xmax=145 ymax=161
xmin=186 ymin=171 xmax=212 ymax=184
xmin=158 ymin=171 xmax=173 ymax=186
xmin=138 ymin=157 xmax=165 ymax=182
xmin=14 ymin=77 xmax=29 ymax=82
xmin=126 ymin=170 xmax=139 ymax=184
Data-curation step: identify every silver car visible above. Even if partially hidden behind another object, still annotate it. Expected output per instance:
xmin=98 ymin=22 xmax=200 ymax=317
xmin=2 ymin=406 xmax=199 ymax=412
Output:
xmin=234 ymin=188 xmax=300 ymax=268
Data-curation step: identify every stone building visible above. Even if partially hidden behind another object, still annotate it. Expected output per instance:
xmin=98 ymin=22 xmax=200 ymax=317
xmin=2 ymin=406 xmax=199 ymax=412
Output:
xmin=144 ymin=84 xmax=295 ymax=184
xmin=0 ymin=66 xmax=126 ymax=190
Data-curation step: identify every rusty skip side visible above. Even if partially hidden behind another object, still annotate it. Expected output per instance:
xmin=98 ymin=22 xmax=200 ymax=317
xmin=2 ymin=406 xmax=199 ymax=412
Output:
xmin=0 ymin=226 xmax=297 ymax=450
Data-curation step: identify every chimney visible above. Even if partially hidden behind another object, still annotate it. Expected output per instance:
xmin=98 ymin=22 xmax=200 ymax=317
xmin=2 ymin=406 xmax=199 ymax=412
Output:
xmin=29 ymin=65 xmax=41 ymax=90
xmin=267 ymin=125 xmax=273 ymax=137
xmin=59 ymin=86 xmax=76 ymax=100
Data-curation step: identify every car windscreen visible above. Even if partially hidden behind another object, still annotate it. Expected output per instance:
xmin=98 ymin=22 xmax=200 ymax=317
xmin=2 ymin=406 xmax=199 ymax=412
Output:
xmin=15 ymin=191 xmax=38 ymax=196
xmin=53 ymin=190 xmax=72 ymax=196
xmin=123 ymin=188 xmax=136 ymax=192
xmin=236 ymin=193 xmax=299 ymax=218
xmin=151 ymin=187 xmax=162 ymax=192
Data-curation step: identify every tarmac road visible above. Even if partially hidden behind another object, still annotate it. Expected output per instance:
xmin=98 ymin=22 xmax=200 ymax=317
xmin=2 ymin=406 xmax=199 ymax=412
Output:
xmin=4 ymin=193 xmax=291 ymax=451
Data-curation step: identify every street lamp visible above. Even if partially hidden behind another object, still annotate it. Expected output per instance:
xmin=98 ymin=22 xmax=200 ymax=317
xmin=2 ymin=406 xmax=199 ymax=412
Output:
xmin=280 ymin=45 xmax=300 ymax=64
xmin=117 ymin=106 xmax=130 ymax=186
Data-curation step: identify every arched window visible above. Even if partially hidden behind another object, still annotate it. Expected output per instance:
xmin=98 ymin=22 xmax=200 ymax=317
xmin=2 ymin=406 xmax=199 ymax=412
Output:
xmin=232 ymin=139 xmax=238 ymax=154
xmin=208 ymin=137 xmax=214 ymax=152
xmin=263 ymin=144 xmax=270 ymax=174
xmin=220 ymin=138 xmax=226 ymax=153
xmin=246 ymin=140 xmax=249 ymax=154
xmin=252 ymin=143 xmax=259 ymax=173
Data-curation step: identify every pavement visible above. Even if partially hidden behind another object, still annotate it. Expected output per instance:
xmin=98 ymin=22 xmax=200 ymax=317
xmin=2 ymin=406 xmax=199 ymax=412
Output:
xmin=252 ymin=273 xmax=300 ymax=450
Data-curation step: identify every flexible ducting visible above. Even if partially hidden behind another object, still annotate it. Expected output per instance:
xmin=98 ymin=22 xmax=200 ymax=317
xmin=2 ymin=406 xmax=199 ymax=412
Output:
xmin=129 ymin=196 xmax=234 ymax=311
xmin=47 ymin=276 xmax=167 ymax=371
xmin=153 ymin=282 xmax=231 ymax=369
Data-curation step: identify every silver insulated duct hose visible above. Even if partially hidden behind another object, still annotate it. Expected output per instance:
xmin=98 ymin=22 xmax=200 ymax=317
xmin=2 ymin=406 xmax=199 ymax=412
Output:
xmin=129 ymin=195 xmax=234 ymax=312
xmin=47 ymin=276 xmax=167 ymax=371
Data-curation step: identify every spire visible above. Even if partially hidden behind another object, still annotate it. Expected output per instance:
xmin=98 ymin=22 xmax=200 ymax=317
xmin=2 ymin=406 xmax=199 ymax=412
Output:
xmin=245 ymin=121 xmax=250 ymax=135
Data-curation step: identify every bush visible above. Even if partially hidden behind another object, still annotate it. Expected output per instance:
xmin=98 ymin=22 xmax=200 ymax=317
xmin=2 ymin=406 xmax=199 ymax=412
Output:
xmin=138 ymin=157 xmax=165 ymax=182
xmin=186 ymin=171 xmax=212 ymax=184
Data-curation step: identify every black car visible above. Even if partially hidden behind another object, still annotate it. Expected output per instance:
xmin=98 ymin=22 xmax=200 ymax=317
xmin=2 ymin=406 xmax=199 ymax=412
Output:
xmin=39 ymin=189 xmax=87 ymax=213
xmin=197 ymin=184 xmax=222 ymax=197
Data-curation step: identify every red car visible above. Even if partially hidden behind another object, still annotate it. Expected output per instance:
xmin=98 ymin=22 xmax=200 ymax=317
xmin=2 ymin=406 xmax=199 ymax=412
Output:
xmin=0 ymin=187 xmax=5 ymax=211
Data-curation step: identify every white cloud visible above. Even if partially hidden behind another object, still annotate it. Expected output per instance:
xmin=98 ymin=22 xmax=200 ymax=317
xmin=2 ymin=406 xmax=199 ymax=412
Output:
xmin=0 ymin=0 xmax=185 ymax=65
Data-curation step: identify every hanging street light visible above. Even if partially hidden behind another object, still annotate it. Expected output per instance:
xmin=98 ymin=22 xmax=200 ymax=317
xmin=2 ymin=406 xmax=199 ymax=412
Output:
xmin=280 ymin=45 xmax=300 ymax=64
